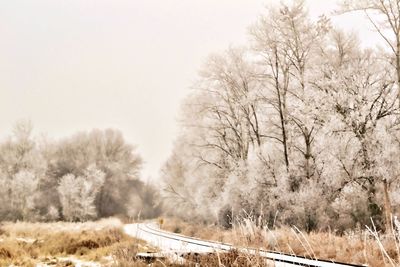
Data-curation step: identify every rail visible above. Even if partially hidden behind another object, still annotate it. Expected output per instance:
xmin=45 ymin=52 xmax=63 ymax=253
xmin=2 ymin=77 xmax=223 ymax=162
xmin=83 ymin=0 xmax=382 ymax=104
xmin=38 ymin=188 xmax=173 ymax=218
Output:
xmin=136 ymin=223 xmax=366 ymax=267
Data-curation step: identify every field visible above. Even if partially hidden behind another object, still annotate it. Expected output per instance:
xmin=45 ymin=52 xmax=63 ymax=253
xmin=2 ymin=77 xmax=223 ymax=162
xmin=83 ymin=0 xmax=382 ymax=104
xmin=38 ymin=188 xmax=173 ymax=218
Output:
xmin=1 ymin=217 xmax=399 ymax=267
xmin=0 ymin=218 xmax=159 ymax=267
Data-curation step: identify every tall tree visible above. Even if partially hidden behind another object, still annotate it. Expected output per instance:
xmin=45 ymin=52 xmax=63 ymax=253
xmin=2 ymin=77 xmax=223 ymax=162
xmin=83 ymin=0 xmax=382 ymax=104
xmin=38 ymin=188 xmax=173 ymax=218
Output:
xmin=316 ymin=33 xmax=399 ymax=230
xmin=251 ymin=0 xmax=329 ymax=188
xmin=340 ymin=0 xmax=400 ymax=108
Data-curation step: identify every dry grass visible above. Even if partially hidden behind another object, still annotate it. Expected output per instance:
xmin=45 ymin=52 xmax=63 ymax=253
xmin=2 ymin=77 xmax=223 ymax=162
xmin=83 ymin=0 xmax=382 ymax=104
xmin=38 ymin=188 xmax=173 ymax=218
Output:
xmin=0 ymin=218 xmax=153 ymax=267
xmin=3 ymin=217 xmax=395 ymax=266
xmin=162 ymin=217 xmax=230 ymax=243
xmin=161 ymin=217 xmax=400 ymax=267
xmin=0 ymin=218 xmax=260 ymax=267
xmin=183 ymin=250 xmax=270 ymax=267
xmin=0 ymin=219 xmax=256 ymax=267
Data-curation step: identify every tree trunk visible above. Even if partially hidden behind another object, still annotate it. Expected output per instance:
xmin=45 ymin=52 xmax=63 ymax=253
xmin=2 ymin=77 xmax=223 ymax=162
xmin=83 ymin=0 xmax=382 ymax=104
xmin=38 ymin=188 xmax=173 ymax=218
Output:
xmin=383 ymin=179 xmax=393 ymax=233
xmin=280 ymin=107 xmax=290 ymax=171
xmin=276 ymin=83 xmax=289 ymax=171
xmin=396 ymin=40 xmax=400 ymax=110
xmin=304 ymin=129 xmax=312 ymax=180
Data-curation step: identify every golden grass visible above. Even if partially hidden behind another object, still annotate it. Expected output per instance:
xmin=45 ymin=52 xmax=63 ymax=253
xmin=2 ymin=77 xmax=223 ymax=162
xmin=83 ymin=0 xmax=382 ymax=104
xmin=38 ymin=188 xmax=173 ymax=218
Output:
xmin=2 ymin=217 xmax=393 ymax=266
xmin=183 ymin=250 xmax=270 ymax=267
xmin=161 ymin=217 xmax=400 ymax=267
xmin=0 ymin=218 xmax=151 ymax=266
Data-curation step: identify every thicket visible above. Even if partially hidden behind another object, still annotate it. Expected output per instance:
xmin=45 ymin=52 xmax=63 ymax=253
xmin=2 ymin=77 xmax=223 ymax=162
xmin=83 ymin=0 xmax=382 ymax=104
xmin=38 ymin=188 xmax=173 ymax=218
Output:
xmin=0 ymin=121 xmax=161 ymax=222
xmin=161 ymin=0 xmax=400 ymax=232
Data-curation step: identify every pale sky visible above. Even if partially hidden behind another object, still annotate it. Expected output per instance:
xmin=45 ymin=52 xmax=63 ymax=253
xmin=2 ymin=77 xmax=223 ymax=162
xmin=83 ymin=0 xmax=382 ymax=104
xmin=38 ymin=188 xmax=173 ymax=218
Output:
xmin=0 ymin=0 xmax=379 ymax=181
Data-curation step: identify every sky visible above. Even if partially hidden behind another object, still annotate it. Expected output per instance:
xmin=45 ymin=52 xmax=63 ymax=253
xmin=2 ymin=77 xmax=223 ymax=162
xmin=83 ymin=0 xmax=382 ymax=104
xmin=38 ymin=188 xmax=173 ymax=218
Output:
xmin=0 ymin=0 xmax=380 ymax=181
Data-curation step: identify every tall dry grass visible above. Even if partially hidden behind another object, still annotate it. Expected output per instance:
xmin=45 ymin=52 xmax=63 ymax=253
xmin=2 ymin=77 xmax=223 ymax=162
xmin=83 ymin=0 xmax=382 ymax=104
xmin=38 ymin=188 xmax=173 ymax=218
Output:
xmin=185 ymin=250 xmax=271 ymax=266
xmin=162 ymin=216 xmax=400 ymax=267
xmin=0 ymin=218 xmax=149 ymax=267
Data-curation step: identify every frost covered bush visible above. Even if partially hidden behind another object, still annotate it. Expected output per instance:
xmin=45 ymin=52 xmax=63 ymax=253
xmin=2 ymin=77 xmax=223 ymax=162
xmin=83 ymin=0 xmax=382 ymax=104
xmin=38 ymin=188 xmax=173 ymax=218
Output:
xmin=58 ymin=166 xmax=105 ymax=221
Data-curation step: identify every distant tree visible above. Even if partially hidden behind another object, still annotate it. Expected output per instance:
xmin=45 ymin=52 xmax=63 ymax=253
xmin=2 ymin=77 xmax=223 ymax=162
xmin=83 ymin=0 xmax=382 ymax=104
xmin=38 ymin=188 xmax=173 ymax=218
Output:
xmin=160 ymin=137 xmax=203 ymax=219
xmin=0 ymin=171 xmax=8 ymax=216
xmin=45 ymin=205 xmax=60 ymax=221
xmin=0 ymin=123 xmax=153 ymax=222
xmin=58 ymin=174 xmax=85 ymax=221
xmin=10 ymin=170 xmax=39 ymax=220
xmin=51 ymin=129 xmax=142 ymax=217
xmin=0 ymin=121 xmax=47 ymax=221
xmin=126 ymin=182 xmax=162 ymax=219
xmin=0 ymin=120 xmax=46 ymax=177
xmin=58 ymin=165 xmax=105 ymax=221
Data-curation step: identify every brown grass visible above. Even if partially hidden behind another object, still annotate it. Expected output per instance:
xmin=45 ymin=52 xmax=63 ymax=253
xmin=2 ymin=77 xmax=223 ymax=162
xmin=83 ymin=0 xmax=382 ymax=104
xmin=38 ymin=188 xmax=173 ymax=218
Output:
xmin=3 ymin=217 xmax=393 ymax=266
xmin=0 ymin=218 xmax=153 ymax=266
xmin=0 ymin=218 xmax=260 ymax=267
xmin=161 ymin=217 xmax=400 ymax=267
xmin=183 ymin=250 xmax=270 ymax=267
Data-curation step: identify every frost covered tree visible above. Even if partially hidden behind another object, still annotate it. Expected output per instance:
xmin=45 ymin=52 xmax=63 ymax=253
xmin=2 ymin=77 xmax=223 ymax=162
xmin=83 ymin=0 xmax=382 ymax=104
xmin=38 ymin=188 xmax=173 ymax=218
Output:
xmin=50 ymin=129 xmax=143 ymax=217
xmin=250 ymin=0 xmax=330 ymax=191
xmin=0 ymin=123 xmax=155 ymax=222
xmin=58 ymin=174 xmax=81 ymax=221
xmin=10 ymin=170 xmax=39 ymax=220
xmin=0 ymin=120 xmax=46 ymax=177
xmin=169 ymin=47 xmax=266 ymax=221
xmin=194 ymin=48 xmax=262 ymax=166
xmin=58 ymin=166 xmax=105 ymax=221
xmin=340 ymin=0 xmax=400 ymax=107
xmin=0 ymin=121 xmax=46 ymax=220
xmin=314 ymin=30 xmax=399 ymax=230
xmin=161 ymin=0 xmax=400 ymax=232
xmin=162 ymin=139 xmax=199 ymax=217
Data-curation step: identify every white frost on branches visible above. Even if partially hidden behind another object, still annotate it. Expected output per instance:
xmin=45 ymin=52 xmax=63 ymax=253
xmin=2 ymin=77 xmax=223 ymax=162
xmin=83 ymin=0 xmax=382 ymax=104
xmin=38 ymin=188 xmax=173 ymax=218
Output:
xmin=58 ymin=165 xmax=105 ymax=222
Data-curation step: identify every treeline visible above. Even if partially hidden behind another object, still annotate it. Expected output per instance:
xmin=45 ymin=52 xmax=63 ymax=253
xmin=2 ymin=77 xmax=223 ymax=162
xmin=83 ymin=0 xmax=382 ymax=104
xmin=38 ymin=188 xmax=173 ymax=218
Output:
xmin=161 ymin=0 xmax=400 ymax=232
xmin=0 ymin=121 xmax=161 ymax=222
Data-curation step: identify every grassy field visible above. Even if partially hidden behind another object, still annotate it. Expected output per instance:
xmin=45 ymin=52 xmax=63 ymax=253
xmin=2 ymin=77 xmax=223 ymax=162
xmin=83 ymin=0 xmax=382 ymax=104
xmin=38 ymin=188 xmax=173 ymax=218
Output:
xmin=0 ymin=218 xmax=159 ymax=267
xmin=161 ymin=217 xmax=400 ymax=267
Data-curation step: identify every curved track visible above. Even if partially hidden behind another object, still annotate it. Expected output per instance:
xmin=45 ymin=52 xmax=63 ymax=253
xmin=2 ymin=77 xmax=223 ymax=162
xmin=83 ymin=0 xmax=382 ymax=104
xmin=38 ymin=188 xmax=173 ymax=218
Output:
xmin=124 ymin=223 xmax=366 ymax=267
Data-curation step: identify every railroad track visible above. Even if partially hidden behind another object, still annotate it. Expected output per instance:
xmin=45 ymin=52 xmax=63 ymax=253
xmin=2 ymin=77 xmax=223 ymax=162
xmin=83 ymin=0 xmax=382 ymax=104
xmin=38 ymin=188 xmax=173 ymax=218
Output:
xmin=126 ymin=223 xmax=366 ymax=267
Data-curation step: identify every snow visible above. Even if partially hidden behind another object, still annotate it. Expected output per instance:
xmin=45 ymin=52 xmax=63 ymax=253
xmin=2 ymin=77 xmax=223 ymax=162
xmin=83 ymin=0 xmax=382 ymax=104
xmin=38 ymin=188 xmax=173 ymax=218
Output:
xmin=124 ymin=223 xmax=363 ymax=267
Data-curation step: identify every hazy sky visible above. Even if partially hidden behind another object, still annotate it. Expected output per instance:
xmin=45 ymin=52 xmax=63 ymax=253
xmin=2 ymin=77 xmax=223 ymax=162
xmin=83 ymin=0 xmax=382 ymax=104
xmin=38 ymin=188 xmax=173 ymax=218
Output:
xmin=0 ymin=0 xmax=378 ymax=180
